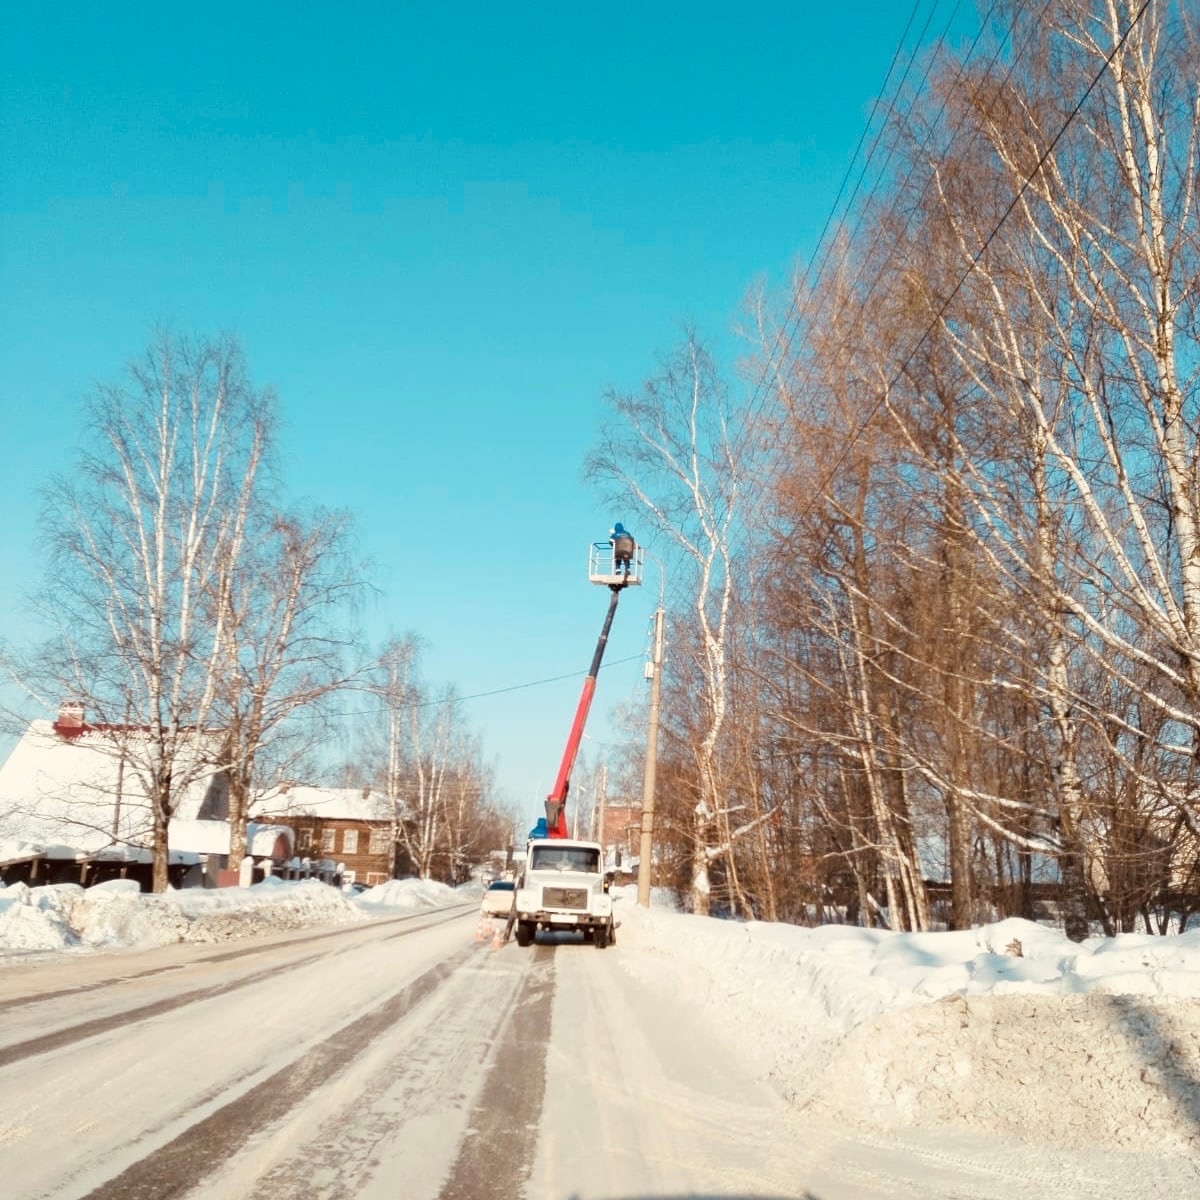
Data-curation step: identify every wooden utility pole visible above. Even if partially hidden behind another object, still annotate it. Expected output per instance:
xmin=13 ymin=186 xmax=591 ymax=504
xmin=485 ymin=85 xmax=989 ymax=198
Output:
xmin=637 ymin=603 xmax=665 ymax=907
xmin=596 ymin=762 xmax=608 ymax=865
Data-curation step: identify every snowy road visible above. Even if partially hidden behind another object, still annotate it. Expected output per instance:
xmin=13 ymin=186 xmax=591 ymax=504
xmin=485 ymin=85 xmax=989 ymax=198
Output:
xmin=1 ymin=905 xmax=1196 ymax=1200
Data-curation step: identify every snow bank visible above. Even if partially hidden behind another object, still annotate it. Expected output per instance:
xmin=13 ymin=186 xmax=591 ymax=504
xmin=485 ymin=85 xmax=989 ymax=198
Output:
xmin=612 ymin=894 xmax=1200 ymax=1154
xmin=358 ymin=877 xmax=461 ymax=912
xmin=0 ymin=876 xmax=461 ymax=960
xmin=814 ymin=989 xmax=1200 ymax=1153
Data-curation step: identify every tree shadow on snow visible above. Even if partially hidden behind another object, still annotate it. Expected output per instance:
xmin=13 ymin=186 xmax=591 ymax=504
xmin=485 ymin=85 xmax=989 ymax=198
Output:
xmin=1101 ymin=993 xmax=1200 ymax=1142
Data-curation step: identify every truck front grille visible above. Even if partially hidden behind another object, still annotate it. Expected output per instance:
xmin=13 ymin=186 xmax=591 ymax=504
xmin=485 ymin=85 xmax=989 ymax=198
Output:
xmin=543 ymin=886 xmax=588 ymax=910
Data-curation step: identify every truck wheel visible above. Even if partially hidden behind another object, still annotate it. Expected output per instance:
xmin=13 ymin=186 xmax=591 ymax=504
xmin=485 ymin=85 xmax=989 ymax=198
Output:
xmin=594 ymin=923 xmax=609 ymax=949
xmin=515 ymin=921 xmax=534 ymax=947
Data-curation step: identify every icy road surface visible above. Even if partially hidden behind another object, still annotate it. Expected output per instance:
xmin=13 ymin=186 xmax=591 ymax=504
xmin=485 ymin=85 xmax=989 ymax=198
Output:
xmin=0 ymin=906 xmax=1195 ymax=1200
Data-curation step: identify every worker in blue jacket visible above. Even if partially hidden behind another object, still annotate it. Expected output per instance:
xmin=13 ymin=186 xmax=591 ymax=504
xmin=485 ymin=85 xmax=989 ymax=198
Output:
xmin=610 ymin=522 xmax=635 ymax=574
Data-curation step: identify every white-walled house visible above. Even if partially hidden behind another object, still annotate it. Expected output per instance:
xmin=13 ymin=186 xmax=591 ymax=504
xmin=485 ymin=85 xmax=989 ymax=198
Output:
xmin=0 ymin=703 xmax=294 ymax=889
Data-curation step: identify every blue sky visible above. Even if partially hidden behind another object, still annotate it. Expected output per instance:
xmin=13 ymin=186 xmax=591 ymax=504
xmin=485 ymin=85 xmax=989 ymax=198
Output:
xmin=1 ymin=3 xmax=979 ymax=820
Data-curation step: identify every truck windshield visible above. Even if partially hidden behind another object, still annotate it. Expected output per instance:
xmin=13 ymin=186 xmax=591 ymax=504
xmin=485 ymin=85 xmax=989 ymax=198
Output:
xmin=530 ymin=846 xmax=601 ymax=873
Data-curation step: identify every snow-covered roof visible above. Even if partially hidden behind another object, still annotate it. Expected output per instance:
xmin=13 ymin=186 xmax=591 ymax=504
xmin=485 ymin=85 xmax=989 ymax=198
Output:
xmin=254 ymin=785 xmax=396 ymax=823
xmin=0 ymin=835 xmax=200 ymax=867
xmin=0 ymin=719 xmax=226 ymax=854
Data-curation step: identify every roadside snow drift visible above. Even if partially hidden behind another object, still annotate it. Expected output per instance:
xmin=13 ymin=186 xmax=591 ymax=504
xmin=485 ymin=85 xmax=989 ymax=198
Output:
xmin=613 ymin=897 xmax=1200 ymax=1155
xmin=0 ymin=876 xmax=463 ymax=956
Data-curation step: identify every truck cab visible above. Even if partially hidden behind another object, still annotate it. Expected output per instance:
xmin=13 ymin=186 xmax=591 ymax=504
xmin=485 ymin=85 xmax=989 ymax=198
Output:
xmin=514 ymin=838 xmax=615 ymax=948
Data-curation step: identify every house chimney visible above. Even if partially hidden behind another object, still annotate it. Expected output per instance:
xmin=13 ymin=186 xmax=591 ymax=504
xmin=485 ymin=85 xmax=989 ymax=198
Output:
xmin=53 ymin=700 xmax=86 ymax=738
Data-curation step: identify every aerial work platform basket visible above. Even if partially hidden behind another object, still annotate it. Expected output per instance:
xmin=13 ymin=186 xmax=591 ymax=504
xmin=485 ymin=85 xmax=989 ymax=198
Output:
xmin=588 ymin=535 xmax=643 ymax=587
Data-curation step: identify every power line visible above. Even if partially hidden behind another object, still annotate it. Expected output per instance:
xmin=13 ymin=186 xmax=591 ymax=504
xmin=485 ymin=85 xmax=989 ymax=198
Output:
xmin=619 ymin=5 xmax=982 ymax=629
xmin=442 ymin=654 xmax=646 ymax=706
xmin=729 ymin=0 xmax=941 ymax=467
xmin=730 ymin=0 xmax=1012 ymax=495
xmin=773 ymin=0 xmax=1154 ymax=528
xmin=720 ymin=0 xmax=1151 ymax=581
xmin=723 ymin=0 xmax=1022 ymax=565
xmin=770 ymin=0 xmax=1016 ymax=402
xmin=313 ymin=653 xmax=646 ymax=720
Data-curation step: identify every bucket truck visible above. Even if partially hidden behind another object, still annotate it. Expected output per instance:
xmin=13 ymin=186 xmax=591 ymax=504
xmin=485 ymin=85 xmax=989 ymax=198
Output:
xmin=512 ymin=526 xmax=641 ymax=949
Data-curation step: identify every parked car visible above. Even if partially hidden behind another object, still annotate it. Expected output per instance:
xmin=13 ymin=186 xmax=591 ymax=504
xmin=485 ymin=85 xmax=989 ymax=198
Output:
xmin=479 ymin=878 xmax=516 ymax=917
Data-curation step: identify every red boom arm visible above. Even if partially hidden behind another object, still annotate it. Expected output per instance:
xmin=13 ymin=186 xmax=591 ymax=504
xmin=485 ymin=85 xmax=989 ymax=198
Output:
xmin=544 ymin=584 xmax=624 ymax=837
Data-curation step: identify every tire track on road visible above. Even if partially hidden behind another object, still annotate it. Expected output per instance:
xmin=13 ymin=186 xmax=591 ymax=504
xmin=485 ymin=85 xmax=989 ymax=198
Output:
xmin=437 ymin=945 xmax=556 ymax=1200
xmin=75 ymin=945 xmax=479 ymax=1200
xmin=0 ymin=904 xmax=476 ymax=1015
xmin=0 ymin=908 xmax=472 ymax=1069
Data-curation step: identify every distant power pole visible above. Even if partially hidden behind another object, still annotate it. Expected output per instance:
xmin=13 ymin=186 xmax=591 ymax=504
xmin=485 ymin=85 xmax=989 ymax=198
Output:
xmin=596 ymin=762 xmax=608 ymax=866
xmin=637 ymin=602 xmax=665 ymax=908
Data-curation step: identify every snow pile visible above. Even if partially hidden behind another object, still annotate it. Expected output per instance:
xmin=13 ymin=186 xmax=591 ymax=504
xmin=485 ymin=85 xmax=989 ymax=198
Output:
xmin=0 ymin=877 xmax=461 ymax=959
xmin=817 ymin=989 xmax=1200 ymax=1152
xmin=613 ymin=896 xmax=1200 ymax=1154
xmin=358 ymin=877 xmax=462 ymax=912
xmin=0 ymin=880 xmax=79 ymax=953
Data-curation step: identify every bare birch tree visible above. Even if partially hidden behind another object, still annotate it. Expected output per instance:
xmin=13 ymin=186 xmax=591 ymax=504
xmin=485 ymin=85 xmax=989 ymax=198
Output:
xmin=370 ymin=636 xmax=498 ymax=881
xmin=901 ymin=0 xmax=1200 ymax=933
xmin=213 ymin=506 xmax=366 ymax=868
xmin=375 ymin=636 xmax=420 ymax=879
xmin=757 ymin=267 xmax=935 ymax=932
xmin=587 ymin=333 xmax=771 ymax=915
xmin=35 ymin=331 xmax=270 ymax=890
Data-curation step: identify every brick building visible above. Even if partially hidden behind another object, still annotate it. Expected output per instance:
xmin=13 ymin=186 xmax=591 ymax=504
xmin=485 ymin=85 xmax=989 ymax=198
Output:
xmin=597 ymin=802 xmax=642 ymax=880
